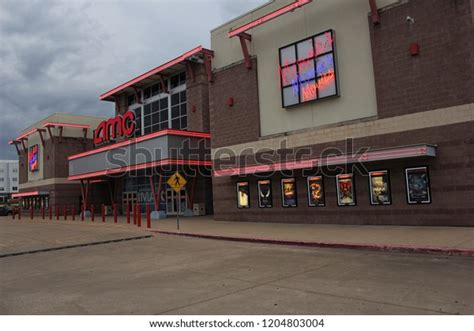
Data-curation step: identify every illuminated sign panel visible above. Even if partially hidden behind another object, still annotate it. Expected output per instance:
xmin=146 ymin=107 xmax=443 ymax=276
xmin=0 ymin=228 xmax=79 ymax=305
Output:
xmin=28 ymin=144 xmax=39 ymax=172
xmin=94 ymin=111 xmax=136 ymax=146
xmin=279 ymin=29 xmax=339 ymax=108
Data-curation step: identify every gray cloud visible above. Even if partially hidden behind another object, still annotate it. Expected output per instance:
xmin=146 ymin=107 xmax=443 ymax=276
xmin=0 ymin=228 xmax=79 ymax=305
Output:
xmin=0 ymin=0 xmax=267 ymax=159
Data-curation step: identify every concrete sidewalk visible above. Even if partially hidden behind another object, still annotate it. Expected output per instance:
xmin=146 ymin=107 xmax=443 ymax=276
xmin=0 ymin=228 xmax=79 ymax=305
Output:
xmin=149 ymin=216 xmax=474 ymax=256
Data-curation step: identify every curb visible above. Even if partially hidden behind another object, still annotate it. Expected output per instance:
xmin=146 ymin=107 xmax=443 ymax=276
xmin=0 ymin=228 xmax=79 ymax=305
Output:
xmin=0 ymin=235 xmax=153 ymax=259
xmin=150 ymin=231 xmax=474 ymax=257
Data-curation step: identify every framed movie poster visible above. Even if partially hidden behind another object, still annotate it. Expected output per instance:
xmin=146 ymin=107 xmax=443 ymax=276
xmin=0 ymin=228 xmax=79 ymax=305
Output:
xmin=307 ymin=176 xmax=325 ymax=207
xmin=281 ymin=178 xmax=297 ymax=207
xmin=236 ymin=182 xmax=250 ymax=208
xmin=369 ymin=170 xmax=392 ymax=205
xmin=336 ymin=174 xmax=356 ymax=206
xmin=405 ymin=167 xmax=431 ymax=204
xmin=258 ymin=180 xmax=273 ymax=208
xmin=28 ymin=144 xmax=39 ymax=172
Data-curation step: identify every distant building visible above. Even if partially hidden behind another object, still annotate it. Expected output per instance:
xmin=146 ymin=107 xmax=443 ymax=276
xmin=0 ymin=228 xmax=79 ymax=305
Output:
xmin=0 ymin=160 xmax=19 ymax=203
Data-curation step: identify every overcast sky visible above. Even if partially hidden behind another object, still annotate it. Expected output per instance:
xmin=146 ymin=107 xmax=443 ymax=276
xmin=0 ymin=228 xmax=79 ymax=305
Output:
xmin=0 ymin=0 xmax=267 ymax=159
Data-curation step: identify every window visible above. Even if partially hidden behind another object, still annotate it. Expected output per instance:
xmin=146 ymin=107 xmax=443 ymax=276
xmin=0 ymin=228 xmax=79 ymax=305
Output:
xmin=279 ymin=29 xmax=338 ymax=108
xmin=0 ymin=178 xmax=4 ymax=182
xmin=307 ymin=176 xmax=325 ymax=207
xmin=170 ymin=72 xmax=186 ymax=89
xmin=170 ymin=90 xmax=187 ymax=130
xmin=236 ymin=182 xmax=250 ymax=208
xmin=257 ymin=180 xmax=273 ymax=208
xmin=143 ymin=97 xmax=169 ymax=134
xmin=0 ymin=187 xmax=4 ymax=191
xmin=281 ymin=178 xmax=297 ymax=207
xmin=12 ymin=186 xmax=18 ymax=191
xmin=336 ymin=174 xmax=356 ymax=206
xmin=12 ymin=177 xmax=17 ymax=182
xmin=13 ymin=168 xmax=18 ymax=173
xmin=131 ymin=107 xmax=142 ymax=137
xmin=127 ymin=94 xmax=136 ymax=106
xmin=405 ymin=167 xmax=431 ymax=204
xmin=369 ymin=170 xmax=391 ymax=205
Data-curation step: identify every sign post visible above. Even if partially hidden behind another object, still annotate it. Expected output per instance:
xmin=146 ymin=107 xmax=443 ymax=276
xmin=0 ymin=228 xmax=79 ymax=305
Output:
xmin=167 ymin=171 xmax=187 ymax=230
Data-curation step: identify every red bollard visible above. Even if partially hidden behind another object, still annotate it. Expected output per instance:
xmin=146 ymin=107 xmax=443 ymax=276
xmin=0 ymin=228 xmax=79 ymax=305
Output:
xmin=64 ymin=206 xmax=67 ymax=221
xmin=91 ymin=205 xmax=95 ymax=222
xmin=12 ymin=208 xmax=16 ymax=220
xmin=81 ymin=205 xmax=84 ymax=222
xmin=49 ymin=206 xmax=52 ymax=220
xmin=113 ymin=204 xmax=117 ymax=224
xmin=126 ymin=203 xmax=130 ymax=224
xmin=56 ymin=205 xmax=59 ymax=220
xmin=133 ymin=204 xmax=137 ymax=225
xmin=146 ymin=204 xmax=151 ymax=229
xmin=101 ymin=204 xmax=105 ymax=223
xmin=30 ymin=206 xmax=34 ymax=220
xmin=72 ymin=206 xmax=76 ymax=221
xmin=41 ymin=206 xmax=45 ymax=220
xmin=137 ymin=203 xmax=141 ymax=227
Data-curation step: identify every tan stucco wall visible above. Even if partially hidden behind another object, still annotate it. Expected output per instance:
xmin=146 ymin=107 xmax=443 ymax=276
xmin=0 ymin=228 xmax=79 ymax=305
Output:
xmin=211 ymin=0 xmax=399 ymax=137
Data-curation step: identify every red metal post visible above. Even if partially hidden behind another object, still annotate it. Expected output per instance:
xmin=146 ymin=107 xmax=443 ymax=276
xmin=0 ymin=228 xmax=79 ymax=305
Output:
xmin=12 ymin=208 xmax=16 ymax=220
xmin=18 ymin=207 xmax=21 ymax=220
xmin=30 ymin=206 xmax=33 ymax=220
xmin=81 ymin=205 xmax=85 ymax=221
xmin=91 ymin=205 xmax=95 ymax=222
xmin=146 ymin=204 xmax=151 ymax=229
xmin=133 ymin=204 xmax=137 ymax=225
xmin=64 ymin=205 xmax=67 ymax=221
xmin=136 ymin=203 xmax=141 ymax=227
xmin=49 ymin=206 xmax=52 ymax=220
xmin=113 ymin=204 xmax=117 ymax=224
xmin=56 ymin=205 xmax=59 ymax=220
xmin=72 ymin=206 xmax=76 ymax=221
xmin=126 ymin=203 xmax=130 ymax=224
xmin=102 ymin=204 xmax=105 ymax=223
xmin=42 ymin=206 xmax=45 ymax=220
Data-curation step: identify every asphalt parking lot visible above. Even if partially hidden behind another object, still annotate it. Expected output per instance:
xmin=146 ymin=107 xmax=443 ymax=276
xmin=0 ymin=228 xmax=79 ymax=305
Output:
xmin=0 ymin=219 xmax=473 ymax=314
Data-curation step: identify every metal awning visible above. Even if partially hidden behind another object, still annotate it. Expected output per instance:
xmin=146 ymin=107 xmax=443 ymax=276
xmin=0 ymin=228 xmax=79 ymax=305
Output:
xmin=213 ymin=144 xmax=436 ymax=177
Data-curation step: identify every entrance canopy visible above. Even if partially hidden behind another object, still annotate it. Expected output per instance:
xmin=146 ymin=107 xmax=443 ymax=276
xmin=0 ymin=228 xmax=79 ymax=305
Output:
xmin=68 ymin=129 xmax=211 ymax=181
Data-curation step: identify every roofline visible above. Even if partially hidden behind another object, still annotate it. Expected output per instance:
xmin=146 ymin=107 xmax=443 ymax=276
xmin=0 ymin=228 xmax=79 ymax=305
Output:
xmin=99 ymin=45 xmax=214 ymax=102
xmin=210 ymin=0 xmax=274 ymax=33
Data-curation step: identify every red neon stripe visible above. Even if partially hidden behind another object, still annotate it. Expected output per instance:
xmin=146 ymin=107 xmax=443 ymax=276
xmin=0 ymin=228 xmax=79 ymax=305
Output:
xmin=11 ymin=191 xmax=40 ymax=198
xmin=15 ymin=128 xmax=38 ymax=141
xmin=68 ymin=159 xmax=212 ymax=181
xmin=228 ymin=0 xmax=312 ymax=38
xmin=68 ymin=129 xmax=211 ymax=161
xmin=99 ymin=46 xmax=214 ymax=101
xmin=213 ymin=146 xmax=433 ymax=177
xmin=43 ymin=122 xmax=91 ymax=129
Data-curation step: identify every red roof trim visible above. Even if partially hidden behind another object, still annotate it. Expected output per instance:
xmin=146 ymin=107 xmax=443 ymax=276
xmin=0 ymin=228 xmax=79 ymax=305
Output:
xmin=99 ymin=45 xmax=214 ymax=101
xmin=228 ymin=0 xmax=312 ymax=38
xmin=68 ymin=159 xmax=212 ymax=181
xmin=68 ymin=129 xmax=211 ymax=161
xmin=12 ymin=191 xmax=40 ymax=198
xmin=15 ymin=128 xmax=38 ymax=141
xmin=43 ymin=122 xmax=91 ymax=129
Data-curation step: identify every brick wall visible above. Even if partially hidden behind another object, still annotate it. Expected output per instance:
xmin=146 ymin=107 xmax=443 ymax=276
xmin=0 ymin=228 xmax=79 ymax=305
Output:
xmin=370 ymin=0 xmax=474 ymax=118
xmin=186 ymin=63 xmax=210 ymax=132
xmin=209 ymin=58 xmax=261 ymax=148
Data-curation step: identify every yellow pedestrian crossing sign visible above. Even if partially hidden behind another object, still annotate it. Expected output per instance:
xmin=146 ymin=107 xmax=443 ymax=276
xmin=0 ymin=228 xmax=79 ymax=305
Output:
xmin=167 ymin=171 xmax=187 ymax=193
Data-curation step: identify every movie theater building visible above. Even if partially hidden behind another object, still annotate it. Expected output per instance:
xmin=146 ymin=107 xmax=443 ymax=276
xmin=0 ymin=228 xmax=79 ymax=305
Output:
xmin=67 ymin=46 xmax=214 ymax=216
xmin=210 ymin=0 xmax=474 ymax=225
xmin=9 ymin=113 xmax=106 ymax=210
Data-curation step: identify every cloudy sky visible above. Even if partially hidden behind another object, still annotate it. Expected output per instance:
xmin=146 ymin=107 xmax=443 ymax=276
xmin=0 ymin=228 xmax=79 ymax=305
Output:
xmin=0 ymin=0 xmax=267 ymax=159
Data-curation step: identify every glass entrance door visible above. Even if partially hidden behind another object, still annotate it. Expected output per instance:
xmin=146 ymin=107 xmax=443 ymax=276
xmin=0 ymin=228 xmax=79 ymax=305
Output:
xmin=122 ymin=192 xmax=137 ymax=213
xmin=165 ymin=188 xmax=187 ymax=215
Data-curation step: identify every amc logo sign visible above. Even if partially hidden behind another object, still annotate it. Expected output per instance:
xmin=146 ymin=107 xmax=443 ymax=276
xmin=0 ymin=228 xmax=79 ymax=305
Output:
xmin=94 ymin=111 xmax=136 ymax=145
